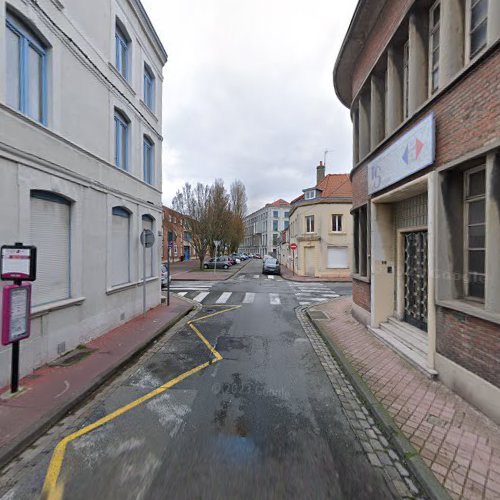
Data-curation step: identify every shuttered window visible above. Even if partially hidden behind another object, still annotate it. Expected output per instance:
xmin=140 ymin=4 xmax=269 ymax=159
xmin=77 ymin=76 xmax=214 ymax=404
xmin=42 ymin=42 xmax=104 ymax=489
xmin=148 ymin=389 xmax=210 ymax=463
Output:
xmin=142 ymin=215 xmax=154 ymax=278
xmin=328 ymin=247 xmax=349 ymax=269
xmin=112 ymin=207 xmax=130 ymax=286
xmin=30 ymin=191 xmax=71 ymax=306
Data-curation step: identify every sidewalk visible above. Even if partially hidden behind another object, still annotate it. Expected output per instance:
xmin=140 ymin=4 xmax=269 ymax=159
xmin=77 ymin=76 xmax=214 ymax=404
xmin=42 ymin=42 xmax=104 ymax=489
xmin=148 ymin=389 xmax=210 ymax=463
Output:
xmin=0 ymin=295 xmax=194 ymax=470
xmin=170 ymin=258 xmax=251 ymax=281
xmin=309 ymin=297 xmax=500 ymax=500
xmin=279 ymin=263 xmax=351 ymax=282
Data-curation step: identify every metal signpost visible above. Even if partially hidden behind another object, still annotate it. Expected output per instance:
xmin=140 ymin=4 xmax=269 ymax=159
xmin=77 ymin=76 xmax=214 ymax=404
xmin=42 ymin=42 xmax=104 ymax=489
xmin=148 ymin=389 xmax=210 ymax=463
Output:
xmin=140 ymin=229 xmax=155 ymax=315
xmin=167 ymin=240 xmax=173 ymax=306
xmin=213 ymin=240 xmax=221 ymax=275
xmin=290 ymin=243 xmax=297 ymax=276
xmin=1 ymin=242 xmax=37 ymax=394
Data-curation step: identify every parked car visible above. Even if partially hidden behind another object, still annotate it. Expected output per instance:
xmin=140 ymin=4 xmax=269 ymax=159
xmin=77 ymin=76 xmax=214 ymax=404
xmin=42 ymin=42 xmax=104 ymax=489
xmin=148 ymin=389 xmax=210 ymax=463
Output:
xmin=254 ymin=254 xmax=262 ymax=259
xmin=227 ymin=256 xmax=237 ymax=265
xmin=263 ymin=258 xmax=280 ymax=275
xmin=263 ymin=255 xmax=273 ymax=263
xmin=161 ymin=264 xmax=171 ymax=287
xmin=203 ymin=257 xmax=230 ymax=269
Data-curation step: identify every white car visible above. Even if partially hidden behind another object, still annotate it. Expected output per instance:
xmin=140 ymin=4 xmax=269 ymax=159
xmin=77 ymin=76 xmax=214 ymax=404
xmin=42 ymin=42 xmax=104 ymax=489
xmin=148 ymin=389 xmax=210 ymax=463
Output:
xmin=161 ymin=264 xmax=171 ymax=287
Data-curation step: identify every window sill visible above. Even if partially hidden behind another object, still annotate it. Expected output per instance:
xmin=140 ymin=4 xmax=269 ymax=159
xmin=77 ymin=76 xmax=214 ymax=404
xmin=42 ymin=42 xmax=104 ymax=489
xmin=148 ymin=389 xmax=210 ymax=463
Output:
xmin=328 ymin=231 xmax=347 ymax=235
xmin=436 ymin=299 xmax=500 ymax=326
xmin=137 ymin=276 xmax=159 ymax=286
xmin=139 ymin=100 xmax=159 ymax=122
xmin=32 ymin=297 xmax=85 ymax=318
xmin=353 ymin=274 xmax=370 ymax=283
xmin=106 ymin=282 xmax=137 ymax=295
xmin=108 ymin=63 xmax=136 ymax=96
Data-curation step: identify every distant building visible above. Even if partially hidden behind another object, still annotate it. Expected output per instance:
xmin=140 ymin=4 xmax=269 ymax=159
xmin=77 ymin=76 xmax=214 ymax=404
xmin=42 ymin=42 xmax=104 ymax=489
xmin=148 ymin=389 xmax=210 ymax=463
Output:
xmin=241 ymin=199 xmax=290 ymax=256
xmin=334 ymin=0 xmax=500 ymax=423
xmin=162 ymin=207 xmax=197 ymax=263
xmin=0 ymin=0 xmax=167 ymax=386
xmin=283 ymin=162 xmax=353 ymax=279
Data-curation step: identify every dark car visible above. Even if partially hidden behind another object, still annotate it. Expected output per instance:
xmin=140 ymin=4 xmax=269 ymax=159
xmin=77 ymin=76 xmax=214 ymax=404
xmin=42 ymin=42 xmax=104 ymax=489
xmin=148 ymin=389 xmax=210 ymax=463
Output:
xmin=203 ymin=257 xmax=230 ymax=270
xmin=263 ymin=258 xmax=280 ymax=275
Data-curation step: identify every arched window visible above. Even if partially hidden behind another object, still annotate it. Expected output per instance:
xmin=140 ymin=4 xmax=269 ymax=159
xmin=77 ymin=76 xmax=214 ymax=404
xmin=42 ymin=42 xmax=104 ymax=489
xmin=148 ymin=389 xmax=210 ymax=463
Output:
xmin=115 ymin=20 xmax=130 ymax=80
xmin=141 ymin=214 xmax=155 ymax=278
xmin=143 ymin=136 xmax=154 ymax=185
xmin=114 ymin=109 xmax=129 ymax=170
xmin=112 ymin=207 xmax=131 ymax=285
xmin=6 ymin=12 xmax=48 ymax=124
xmin=30 ymin=191 xmax=71 ymax=306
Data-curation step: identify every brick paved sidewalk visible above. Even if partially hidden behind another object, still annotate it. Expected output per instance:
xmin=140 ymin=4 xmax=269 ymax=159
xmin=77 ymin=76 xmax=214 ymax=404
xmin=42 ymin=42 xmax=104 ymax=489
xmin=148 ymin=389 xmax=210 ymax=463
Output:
xmin=310 ymin=297 xmax=500 ymax=500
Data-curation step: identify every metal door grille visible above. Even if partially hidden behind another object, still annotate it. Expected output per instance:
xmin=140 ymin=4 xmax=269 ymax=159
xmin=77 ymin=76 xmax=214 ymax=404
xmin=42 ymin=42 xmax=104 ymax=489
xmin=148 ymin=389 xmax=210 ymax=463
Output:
xmin=404 ymin=231 xmax=428 ymax=331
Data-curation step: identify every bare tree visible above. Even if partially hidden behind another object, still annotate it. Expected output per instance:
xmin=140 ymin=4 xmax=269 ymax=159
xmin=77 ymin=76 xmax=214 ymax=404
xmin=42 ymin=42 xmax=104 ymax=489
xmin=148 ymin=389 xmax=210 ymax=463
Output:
xmin=172 ymin=182 xmax=211 ymax=270
xmin=228 ymin=180 xmax=247 ymax=252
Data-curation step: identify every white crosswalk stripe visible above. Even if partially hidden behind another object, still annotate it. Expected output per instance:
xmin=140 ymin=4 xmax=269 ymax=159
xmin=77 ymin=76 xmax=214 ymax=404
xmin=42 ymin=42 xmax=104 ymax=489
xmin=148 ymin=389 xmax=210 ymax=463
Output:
xmin=216 ymin=292 xmax=232 ymax=304
xmin=267 ymin=275 xmax=275 ymax=280
xmin=269 ymin=293 xmax=280 ymax=305
xmin=177 ymin=292 xmax=188 ymax=297
xmin=253 ymin=275 xmax=259 ymax=279
xmin=243 ymin=292 xmax=255 ymax=304
xmin=290 ymin=282 xmax=340 ymax=305
xmin=193 ymin=292 xmax=210 ymax=302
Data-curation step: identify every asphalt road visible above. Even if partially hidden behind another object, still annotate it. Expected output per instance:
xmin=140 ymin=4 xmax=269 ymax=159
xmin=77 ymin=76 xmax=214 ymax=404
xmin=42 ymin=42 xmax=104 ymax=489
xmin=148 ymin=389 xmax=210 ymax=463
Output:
xmin=0 ymin=260 xmax=402 ymax=499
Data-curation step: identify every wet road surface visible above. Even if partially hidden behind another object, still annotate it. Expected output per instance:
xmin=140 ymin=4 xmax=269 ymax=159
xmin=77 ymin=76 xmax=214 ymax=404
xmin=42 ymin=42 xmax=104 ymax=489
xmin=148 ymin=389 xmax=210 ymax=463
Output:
xmin=0 ymin=260 xmax=404 ymax=499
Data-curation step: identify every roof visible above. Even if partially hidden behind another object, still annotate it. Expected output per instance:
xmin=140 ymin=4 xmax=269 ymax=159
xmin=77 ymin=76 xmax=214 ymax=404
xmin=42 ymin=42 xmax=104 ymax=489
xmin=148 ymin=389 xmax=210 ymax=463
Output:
xmin=266 ymin=199 xmax=290 ymax=207
xmin=291 ymin=174 xmax=352 ymax=204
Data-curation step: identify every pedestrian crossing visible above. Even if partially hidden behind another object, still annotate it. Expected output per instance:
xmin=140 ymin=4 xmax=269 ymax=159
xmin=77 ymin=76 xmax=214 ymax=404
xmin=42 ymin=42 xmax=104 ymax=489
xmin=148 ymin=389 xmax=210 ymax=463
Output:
xmin=237 ymin=274 xmax=284 ymax=281
xmin=288 ymin=282 xmax=340 ymax=306
xmin=170 ymin=289 xmax=288 ymax=305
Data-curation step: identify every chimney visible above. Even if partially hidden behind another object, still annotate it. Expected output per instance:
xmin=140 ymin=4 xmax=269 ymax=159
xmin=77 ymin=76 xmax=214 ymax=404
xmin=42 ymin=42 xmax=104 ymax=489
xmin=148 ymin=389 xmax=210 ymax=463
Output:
xmin=316 ymin=161 xmax=325 ymax=185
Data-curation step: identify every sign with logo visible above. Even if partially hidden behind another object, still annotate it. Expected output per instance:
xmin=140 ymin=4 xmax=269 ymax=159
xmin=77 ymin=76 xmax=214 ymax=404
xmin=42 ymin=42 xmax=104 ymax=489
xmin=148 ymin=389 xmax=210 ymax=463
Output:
xmin=1 ymin=245 xmax=37 ymax=281
xmin=290 ymin=243 xmax=298 ymax=251
xmin=2 ymin=284 xmax=32 ymax=345
xmin=368 ymin=113 xmax=435 ymax=195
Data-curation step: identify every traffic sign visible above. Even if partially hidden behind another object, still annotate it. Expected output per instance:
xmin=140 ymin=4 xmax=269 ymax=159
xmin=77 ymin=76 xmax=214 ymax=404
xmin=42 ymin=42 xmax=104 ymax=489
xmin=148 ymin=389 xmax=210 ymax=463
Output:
xmin=290 ymin=243 xmax=297 ymax=251
xmin=140 ymin=229 xmax=155 ymax=248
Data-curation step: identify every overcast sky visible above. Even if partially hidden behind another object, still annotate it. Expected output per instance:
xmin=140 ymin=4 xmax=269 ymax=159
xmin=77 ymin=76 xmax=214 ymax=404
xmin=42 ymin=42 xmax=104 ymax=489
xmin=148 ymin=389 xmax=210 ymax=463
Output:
xmin=141 ymin=0 xmax=357 ymax=214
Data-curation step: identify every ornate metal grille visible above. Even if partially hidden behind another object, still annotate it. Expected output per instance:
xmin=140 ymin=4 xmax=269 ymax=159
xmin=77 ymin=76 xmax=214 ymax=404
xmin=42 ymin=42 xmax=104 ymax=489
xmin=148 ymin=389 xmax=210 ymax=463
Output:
xmin=404 ymin=231 xmax=428 ymax=331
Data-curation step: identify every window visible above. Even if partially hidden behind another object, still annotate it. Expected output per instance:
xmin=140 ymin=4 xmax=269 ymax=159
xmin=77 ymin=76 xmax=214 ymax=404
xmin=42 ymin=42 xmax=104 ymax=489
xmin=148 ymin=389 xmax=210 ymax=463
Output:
xmin=284 ymin=220 xmax=289 ymax=230
xmin=144 ymin=64 xmax=155 ymax=110
xmin=114 ymin=110 xmax=129 ymax=170
xmin=284 ymin=211 xmax=289 ymax=219
xmin=273 ymin=234 xmax=278 ymax=246
xmin=174 ymin=245 xmax=178 ymax=257
xmin=304 ymin=190 xmax=316 ymax=200
xmin=469 ymin=0 xmax=488 ymax=58
xmin=112 ymin=207 xmax=130 ymax=286
xmin=305 ymin=215 xmax=315 ymax=233
xmin=30 ymin=191 xmax=70 ymax=306
xmin=273 ymin=220 xmax=279 ymax=231
xmin=143 ymin=137 xmax=154 ymax=184
xmin=353 ymin=205 xmax=368 ymax=277
xmin=464 ymin=167 xmax=486 ymax=300
xmin=142 ymin=215 xmax=154 ymax=278
xmin=403 ymin=40 xmax=409 ymax=119
xmin=115 ymin=22 xmax=129 ymax=80
xmin=332 ymin=214 xmax=343 ymax=232
xmin=328 ymin=247 xmax=349 ymax=269
xmin=429 ymin=2 xmax=441 ymax=94
xmin=273 ymin=210 xmax=279 ymax=218
xmin=6 ymin=14 xmax=47 ymax=124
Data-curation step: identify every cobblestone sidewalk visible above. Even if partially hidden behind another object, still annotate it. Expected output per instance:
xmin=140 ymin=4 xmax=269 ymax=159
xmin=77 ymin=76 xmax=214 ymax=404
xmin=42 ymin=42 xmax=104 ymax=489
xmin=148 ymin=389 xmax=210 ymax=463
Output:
xmin=296 ymin=307 xmax=424 ymax=499
xmin=309 ymin=297 xmax=500 ymax=500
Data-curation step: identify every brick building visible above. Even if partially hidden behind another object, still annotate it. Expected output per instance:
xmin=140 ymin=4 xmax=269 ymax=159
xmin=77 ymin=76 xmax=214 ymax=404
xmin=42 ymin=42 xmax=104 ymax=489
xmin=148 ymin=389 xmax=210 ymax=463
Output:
xmin=334 ymin=0 xmax=500 ymax=423
xmin=162 ymin=207 xmax=196 ymax=263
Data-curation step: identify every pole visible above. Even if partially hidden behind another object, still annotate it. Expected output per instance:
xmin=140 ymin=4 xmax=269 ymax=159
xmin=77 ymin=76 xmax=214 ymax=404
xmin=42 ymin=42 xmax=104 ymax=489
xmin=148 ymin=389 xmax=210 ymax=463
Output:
xmin=142 ymin=240 xmax=146 ymax=315
xmin=167 ymin=244 xmax=170 ymax=306
xmin=292 ymin=250 xmax=295 ymax=276
xmin=11 ymin=277 xmax=22 ymax=394
xmin=214 ymin=243 xmax=217 ymax=275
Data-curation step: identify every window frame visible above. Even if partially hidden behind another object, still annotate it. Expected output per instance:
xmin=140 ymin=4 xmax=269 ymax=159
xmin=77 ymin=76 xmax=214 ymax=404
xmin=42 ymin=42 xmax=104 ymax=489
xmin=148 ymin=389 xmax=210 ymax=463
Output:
xmin=463 ymin=165 xmax=486 ymax=302
xmin=143 ymin=63 xmax=155 ymax=110
xmin=115 ymin=22 xmax=129 ymax=80
xmin=428 ymin=1 xmax=441 ymax=95
xmin=111 ymin=206 xmax=131 ymax=286
xmin=6 ymin=13 xmax=48 ymax=125
xmin=332 ymin=214 xmax=343 ymax=232
xmin=468 ymin=0 xmax=488 ymax=60
xmin=304 ymin=190 xmax=316 ymax=201
xmin=143 ymin=136 xmax=154 ymax=184
xmin=403 ymin=40 xmax=410 ymax=119
xmin=305 ymin=215 xmax=315 ymax=233
xmin=352 ymin=205 xmax=369 ymax=278
xmin=114 ymin=110 xmax=129 ymax=171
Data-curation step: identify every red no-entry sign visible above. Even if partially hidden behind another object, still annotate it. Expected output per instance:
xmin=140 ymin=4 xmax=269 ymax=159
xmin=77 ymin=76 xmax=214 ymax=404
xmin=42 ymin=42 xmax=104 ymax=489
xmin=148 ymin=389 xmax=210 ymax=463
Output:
xmin=290 ymin=243 xmax=297 ymax=251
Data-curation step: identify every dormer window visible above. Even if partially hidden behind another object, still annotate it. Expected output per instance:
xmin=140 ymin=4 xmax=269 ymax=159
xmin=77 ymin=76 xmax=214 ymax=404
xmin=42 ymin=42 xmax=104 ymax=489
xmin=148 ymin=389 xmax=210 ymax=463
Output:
xmin=304 ymin=190 xmax=316 ymax=200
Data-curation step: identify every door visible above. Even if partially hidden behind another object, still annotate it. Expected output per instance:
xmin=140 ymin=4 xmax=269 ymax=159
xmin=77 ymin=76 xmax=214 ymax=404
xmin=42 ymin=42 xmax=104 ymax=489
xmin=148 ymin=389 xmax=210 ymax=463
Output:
xmin=184 ymin=246 xmax=190 ymax=261
xmin=304 ymin=247 xmax=315 ymax=277
xmin=327 ymin=246 xmax=349 ymax=269
xmin=404 ymin=231 xmax=428 ymax=331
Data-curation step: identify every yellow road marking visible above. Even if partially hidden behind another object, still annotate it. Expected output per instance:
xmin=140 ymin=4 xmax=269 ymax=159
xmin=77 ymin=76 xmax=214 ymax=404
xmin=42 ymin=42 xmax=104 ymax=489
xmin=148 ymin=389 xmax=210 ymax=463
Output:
xmin=42 ymin=305 xmax=240 ymax=499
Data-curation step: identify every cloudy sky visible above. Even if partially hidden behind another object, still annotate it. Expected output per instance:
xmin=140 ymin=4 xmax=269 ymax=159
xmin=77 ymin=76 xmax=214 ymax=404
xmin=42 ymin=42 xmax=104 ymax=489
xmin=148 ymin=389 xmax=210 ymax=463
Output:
xmin=141 ymin=0 xmax=357 ymax=213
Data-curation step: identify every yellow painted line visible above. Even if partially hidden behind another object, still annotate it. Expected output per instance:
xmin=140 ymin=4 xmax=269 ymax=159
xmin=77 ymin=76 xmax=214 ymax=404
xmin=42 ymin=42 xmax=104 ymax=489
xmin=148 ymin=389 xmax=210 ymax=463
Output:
xmin=42 ymin=305 xmax=239 ymax=499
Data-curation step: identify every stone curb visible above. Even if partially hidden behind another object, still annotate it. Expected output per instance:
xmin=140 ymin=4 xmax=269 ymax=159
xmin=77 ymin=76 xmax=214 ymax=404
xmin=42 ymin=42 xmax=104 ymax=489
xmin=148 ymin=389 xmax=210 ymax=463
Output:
xmin=0 ymin=303 xmax=195 ymax=472
xmin=306 ymin=305 xmax=452 ymax=500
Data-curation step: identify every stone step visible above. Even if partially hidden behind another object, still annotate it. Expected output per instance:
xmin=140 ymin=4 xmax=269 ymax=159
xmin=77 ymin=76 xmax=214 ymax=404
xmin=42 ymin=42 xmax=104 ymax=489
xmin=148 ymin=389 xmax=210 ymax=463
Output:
xmin=368 ymin=326 xmax=438 ymax=379
xmin=380 ymin=321 xmax=428 ymax=354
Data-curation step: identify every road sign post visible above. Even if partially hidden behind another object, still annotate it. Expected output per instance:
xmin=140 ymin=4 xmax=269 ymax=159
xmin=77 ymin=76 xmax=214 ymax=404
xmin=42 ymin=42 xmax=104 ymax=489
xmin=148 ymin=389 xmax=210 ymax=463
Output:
xmin=213 ymin=240 xmax=221 ymax=274
xmin=140 ymin=229 xmax=155 ymax=315
xmin=1 ymin=242 xmax=36 ymax=395
xmin=290 ymin=243 xmax=297 ymax=277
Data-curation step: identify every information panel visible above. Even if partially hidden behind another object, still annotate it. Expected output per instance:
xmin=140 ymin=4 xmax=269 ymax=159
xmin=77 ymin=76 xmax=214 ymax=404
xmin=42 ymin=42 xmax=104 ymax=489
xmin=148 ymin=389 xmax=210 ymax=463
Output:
xmin=1 ymin=245 xmax=37 ymax=281
xmin=2 ymin=285 xmax=32 ymax=345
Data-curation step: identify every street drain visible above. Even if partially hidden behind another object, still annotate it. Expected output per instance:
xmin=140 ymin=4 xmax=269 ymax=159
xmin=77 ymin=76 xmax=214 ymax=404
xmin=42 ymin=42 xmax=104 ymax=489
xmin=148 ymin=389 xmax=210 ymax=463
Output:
xmin=49 ymin=346 xmax=96 ymax=367
xmin=203 ymin=308 xmax=216 ymax=314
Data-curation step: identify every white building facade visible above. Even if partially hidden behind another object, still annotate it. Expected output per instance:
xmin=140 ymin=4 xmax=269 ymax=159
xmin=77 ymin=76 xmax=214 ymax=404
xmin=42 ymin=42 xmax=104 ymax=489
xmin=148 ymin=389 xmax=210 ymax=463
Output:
xmin=0 ymin=0 xmax=168 ymax=386
xmin=241 ymin=199 xmax=290 ymax=257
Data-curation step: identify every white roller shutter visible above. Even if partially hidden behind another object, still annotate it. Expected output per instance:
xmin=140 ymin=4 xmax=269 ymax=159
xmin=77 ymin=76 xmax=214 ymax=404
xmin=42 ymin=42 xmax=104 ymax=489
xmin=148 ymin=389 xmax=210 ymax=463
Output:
xmin=112 ymin=209 xmax=130 ymax=286
xmin=30 ymin=193 xmax=70 ymax=306
xmin=327 ymin=246 xmax=349 ymax=269
xmin=142 ymin=215 xmax=153 ymax=278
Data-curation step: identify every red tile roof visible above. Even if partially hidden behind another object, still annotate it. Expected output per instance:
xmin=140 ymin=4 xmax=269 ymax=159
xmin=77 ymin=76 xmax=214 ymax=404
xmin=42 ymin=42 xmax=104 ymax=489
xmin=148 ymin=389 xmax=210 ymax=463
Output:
xmin=266 ymin=198 xmax=290 ymax=207
xmin=292 ymin=174 xmax=352 ymax=203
